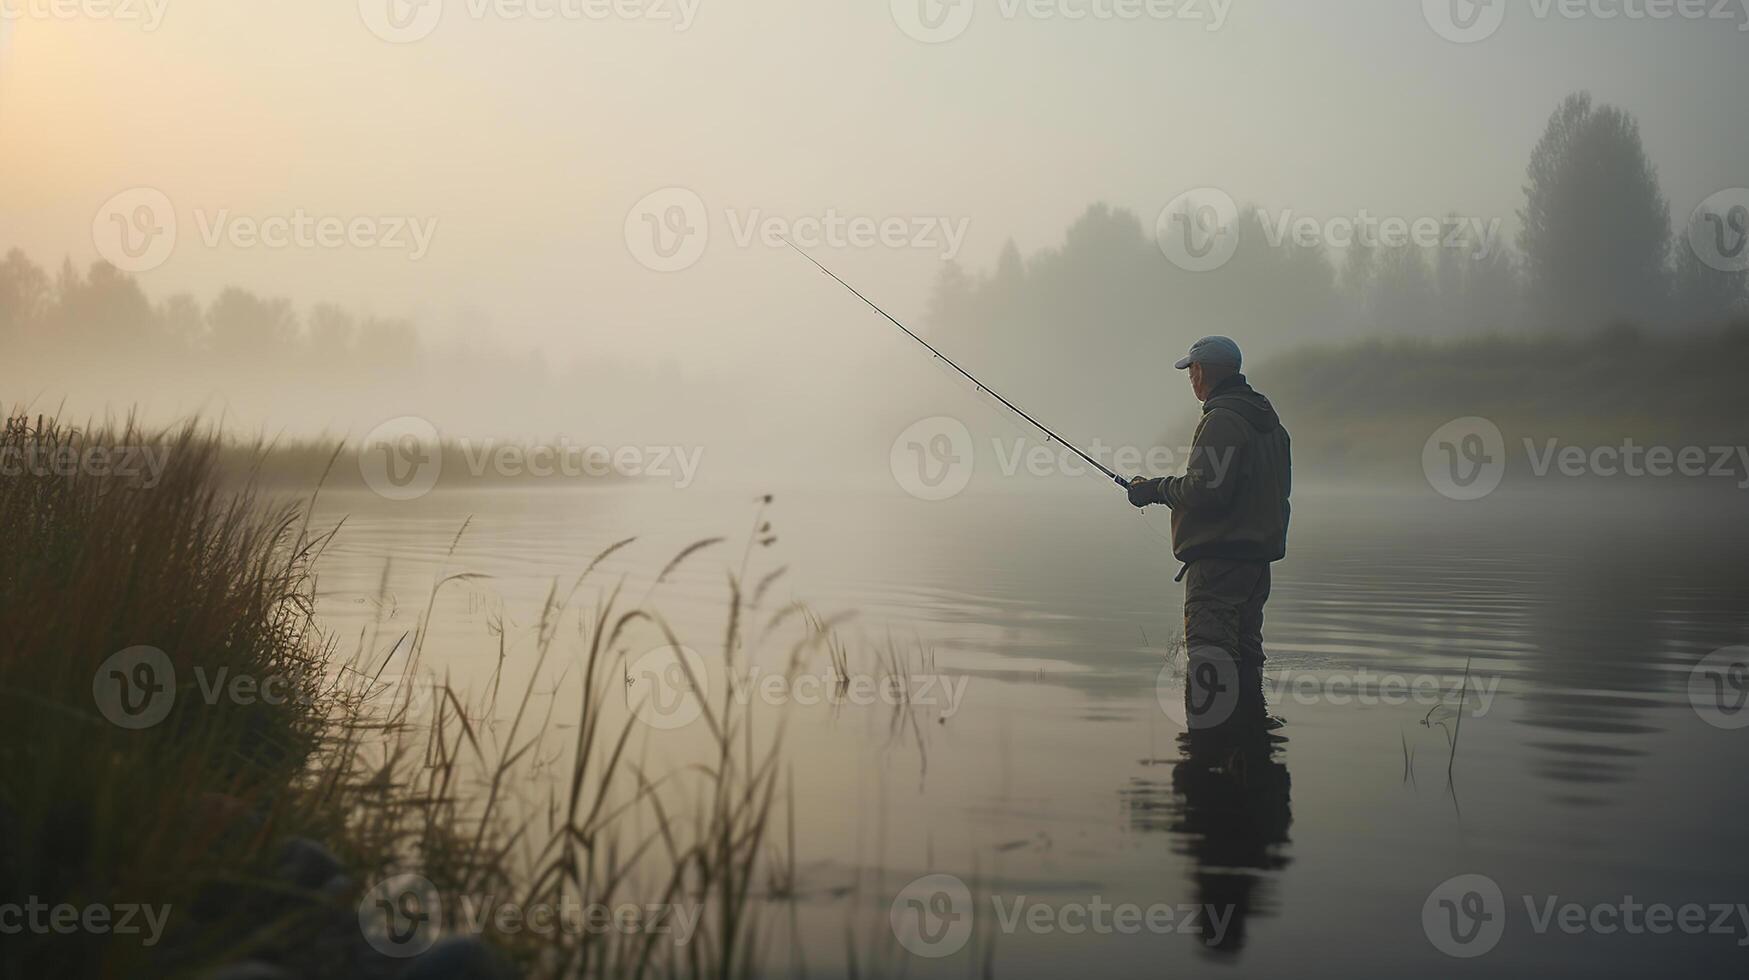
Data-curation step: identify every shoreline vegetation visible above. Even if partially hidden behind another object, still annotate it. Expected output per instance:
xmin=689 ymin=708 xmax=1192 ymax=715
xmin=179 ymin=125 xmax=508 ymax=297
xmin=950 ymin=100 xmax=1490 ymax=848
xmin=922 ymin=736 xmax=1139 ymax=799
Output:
xmin=0 ymin=414 xmax=824 ymax=979
xmin=1248 ymin=322 xmax=1749 ymax=480
xmin=213 ymin=439 xmax=638 ymax=492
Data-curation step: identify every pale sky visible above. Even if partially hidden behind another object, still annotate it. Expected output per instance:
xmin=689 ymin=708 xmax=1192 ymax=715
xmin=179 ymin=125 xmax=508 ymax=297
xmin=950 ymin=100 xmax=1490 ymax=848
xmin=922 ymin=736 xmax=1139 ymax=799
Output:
xmin=3 ymin=0 xmax=1746 ymax=375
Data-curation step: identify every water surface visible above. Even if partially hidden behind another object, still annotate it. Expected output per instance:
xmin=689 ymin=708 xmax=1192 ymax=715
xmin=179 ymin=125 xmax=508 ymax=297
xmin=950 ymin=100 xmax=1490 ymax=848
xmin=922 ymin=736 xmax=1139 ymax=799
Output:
xmin=308 ymin=483 xmax=1749 ymax=978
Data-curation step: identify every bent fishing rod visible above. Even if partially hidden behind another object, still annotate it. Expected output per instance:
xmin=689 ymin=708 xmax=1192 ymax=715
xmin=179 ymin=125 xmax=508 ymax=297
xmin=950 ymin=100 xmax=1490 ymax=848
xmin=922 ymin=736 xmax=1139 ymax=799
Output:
xmin=783 ymin=238 xmax=1133 ymax=492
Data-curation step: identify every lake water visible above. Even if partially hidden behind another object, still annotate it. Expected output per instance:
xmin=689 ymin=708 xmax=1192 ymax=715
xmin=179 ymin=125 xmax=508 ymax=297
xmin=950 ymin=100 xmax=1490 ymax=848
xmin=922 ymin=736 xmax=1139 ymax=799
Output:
xmin=307 ymin=482 xmax=1749 ymax=978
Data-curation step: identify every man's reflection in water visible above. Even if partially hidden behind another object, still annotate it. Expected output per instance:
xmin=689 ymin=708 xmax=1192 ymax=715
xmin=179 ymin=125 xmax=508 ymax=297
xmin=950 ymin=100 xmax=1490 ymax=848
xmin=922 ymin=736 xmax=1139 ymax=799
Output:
xmin=1124 ymin=654 xmax=1293 ymax=956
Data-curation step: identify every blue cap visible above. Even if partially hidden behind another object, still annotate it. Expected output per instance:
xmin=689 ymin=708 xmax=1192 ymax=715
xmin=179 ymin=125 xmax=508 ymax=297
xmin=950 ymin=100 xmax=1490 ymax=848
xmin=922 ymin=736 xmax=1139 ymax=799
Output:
xmin=1174 ymin=336 xmax=1242 ymax=371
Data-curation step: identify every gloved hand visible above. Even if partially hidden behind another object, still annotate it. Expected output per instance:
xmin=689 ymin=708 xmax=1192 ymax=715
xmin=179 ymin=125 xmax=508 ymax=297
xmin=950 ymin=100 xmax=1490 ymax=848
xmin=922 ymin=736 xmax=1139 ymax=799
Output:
xmin=1128 ymin=477 xmax=1163 ymax=509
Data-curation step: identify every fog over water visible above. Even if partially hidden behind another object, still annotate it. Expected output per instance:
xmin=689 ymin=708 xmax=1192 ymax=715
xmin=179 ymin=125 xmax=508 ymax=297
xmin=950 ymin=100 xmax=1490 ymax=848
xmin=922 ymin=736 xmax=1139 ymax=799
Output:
xmin=7 ymin=5 xmax=1749 ymax=978
xmin=4 ymin=1 xmax=1747 ymax=478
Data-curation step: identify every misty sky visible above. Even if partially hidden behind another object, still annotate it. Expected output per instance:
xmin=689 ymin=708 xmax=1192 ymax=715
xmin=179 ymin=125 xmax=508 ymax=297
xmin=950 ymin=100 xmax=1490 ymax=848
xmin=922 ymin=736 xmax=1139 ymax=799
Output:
xmin=3 ymin=0 xmax=1746 ymax=385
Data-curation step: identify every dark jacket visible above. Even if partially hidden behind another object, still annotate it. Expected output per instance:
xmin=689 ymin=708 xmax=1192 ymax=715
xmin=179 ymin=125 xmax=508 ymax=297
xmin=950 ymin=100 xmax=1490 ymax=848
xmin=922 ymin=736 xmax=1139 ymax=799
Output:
xmin=1158 ymin=374 xmax=1291 ymax=563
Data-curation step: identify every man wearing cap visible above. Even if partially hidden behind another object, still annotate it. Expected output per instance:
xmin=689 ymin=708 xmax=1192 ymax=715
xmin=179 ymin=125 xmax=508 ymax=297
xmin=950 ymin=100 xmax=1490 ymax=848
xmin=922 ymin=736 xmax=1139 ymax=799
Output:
xmin=1127 ymin=336 xmax=1291 ymax=727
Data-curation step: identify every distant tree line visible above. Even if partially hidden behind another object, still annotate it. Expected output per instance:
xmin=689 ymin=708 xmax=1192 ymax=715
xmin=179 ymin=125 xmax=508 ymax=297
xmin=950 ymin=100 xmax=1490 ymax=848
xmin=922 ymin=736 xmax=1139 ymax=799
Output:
xmin=0 ymin=249 xmax=657 ymax=439
xmin=926 ymin=92 xmax=1748 ymax=369
xmin=0 ymin=253 xmax=422 ymax=368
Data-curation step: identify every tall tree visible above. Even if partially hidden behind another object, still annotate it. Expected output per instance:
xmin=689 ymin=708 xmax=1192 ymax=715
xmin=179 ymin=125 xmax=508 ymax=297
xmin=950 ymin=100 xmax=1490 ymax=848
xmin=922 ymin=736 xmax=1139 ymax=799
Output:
xmin=1519 ymin=92 xmax=1670 ymax=331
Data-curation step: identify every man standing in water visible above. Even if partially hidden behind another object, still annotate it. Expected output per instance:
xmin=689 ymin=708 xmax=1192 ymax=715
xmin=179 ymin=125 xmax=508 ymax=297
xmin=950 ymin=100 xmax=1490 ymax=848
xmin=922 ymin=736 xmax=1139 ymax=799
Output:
xmin=1126 ymin=336 xmax=1292 ymax=728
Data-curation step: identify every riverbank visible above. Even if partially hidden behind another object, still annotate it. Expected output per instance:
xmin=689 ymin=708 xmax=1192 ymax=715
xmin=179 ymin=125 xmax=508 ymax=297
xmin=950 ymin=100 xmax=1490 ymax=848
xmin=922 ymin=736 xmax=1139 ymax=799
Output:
xmin=0 ymin=414 xmax=796 ymax=979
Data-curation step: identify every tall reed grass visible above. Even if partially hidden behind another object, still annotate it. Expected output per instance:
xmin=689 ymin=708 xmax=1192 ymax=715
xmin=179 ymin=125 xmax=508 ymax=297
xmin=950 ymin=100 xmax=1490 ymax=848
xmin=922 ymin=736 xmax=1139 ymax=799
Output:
xmin=0 ymin=414 xmax=811 ymax=979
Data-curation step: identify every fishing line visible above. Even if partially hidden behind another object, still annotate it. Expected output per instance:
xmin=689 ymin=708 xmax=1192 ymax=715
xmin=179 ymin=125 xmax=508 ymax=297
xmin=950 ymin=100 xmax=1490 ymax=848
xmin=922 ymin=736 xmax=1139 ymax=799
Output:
xmin=782 ymin=238 xmax=1129 ymax=488
xmin=782 ymin=239 xmax=1178 ymax=551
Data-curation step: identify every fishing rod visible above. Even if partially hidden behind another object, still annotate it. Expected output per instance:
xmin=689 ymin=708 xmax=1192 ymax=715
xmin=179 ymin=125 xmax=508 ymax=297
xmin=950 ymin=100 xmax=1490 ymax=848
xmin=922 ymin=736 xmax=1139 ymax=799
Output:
xmin=783 ymin=238 xmax=1133 ymax=491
